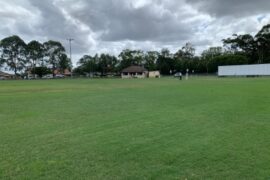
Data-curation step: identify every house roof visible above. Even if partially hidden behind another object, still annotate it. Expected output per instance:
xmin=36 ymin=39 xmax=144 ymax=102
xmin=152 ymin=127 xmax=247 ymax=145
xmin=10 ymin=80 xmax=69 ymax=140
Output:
xmin=53 ymin=69 xmax=71 ymax=75
xmin=122 ymin=66 xmax=147 ymax=73
xmin=0 ymin=71 xmax=14 ymax=77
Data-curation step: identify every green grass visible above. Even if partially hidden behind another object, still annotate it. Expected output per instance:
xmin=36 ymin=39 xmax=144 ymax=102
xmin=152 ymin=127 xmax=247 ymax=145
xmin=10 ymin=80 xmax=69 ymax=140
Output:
xmin=1 ymin=77 xmax=270 ymax=179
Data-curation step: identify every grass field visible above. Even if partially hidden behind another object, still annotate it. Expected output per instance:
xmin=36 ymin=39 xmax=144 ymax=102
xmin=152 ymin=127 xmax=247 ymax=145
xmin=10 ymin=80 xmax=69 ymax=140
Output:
xmin=1 ymin=77 xmax=270 ymax=179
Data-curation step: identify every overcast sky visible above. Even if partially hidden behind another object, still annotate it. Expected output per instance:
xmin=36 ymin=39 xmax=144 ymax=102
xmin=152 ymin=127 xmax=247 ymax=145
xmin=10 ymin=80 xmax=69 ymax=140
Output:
xmin=0 ymin=0 xmax=269 ymax=64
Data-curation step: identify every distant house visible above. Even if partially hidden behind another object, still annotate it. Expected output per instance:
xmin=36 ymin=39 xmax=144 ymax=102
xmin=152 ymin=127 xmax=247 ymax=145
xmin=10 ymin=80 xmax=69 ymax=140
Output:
xmin=148 ymin=71 xmax=161 ymax=78
xmin=53 ymin=69 xmax=72 ymax=77
xmin=0 ymin=71 xmax=14 ymax=80
xmin=121 ymin=66 xmax=148 ymax=78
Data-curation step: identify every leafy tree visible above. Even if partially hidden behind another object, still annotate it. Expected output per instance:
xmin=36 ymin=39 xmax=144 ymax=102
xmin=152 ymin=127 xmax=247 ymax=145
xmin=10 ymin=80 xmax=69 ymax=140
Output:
xmin=27 ymin=40 xmax=44 ymax=68
xmin=119 ymin=49 xmax=144 ymax=69
xmin=202 ymin=47 xmax=223 ymax=60
xmin=132 ymin=50 xmax=144 ymax=66
xmin=255 ymin=24 xmax=270 ymax=63
xmin=31 ymin=67 xmax=51 ymax=78
xmin=201 ymin=47 xmax=223 ymax=73
xmin=174 ymin=49 xmax=185 ymax=60
xmin=0 ymin=35 xmax=27 ymax=76
xmin=59 ymin=53 xmax=72 ymax=73
xmin=144 ymin=51 xmax=159 ymax=71
xmin=27 ymin=40 xmax=44 ymax=77
xmin=77 ymin=55 xmax=97 ymax=76
xmin=98 ymin=53 xmax=118 ymax=75
xmin=43 ymin=40 xmax=65 ymax=77
xmin=72 ymin=66 xmax=84 ymax=76
xmin=160 ymin=48 xmax=171 ymax=58
xmin=182 ymin=42 xmax=195 ymax=59
xmin=223 ymin=34 xmax=258 ymax=63
xmin=173 ymin=44 xmax=196 ymax=74
xmin=156 ymin=49 xmax=174 ymax=74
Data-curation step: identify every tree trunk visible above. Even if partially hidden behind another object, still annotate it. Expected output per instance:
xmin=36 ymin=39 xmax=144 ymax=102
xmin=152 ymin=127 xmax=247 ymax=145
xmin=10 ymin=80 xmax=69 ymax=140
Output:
xmin=14 ymin=67 xmax=17 ymax=79
xmin=52 ymin=67 xmax=56 ymax=78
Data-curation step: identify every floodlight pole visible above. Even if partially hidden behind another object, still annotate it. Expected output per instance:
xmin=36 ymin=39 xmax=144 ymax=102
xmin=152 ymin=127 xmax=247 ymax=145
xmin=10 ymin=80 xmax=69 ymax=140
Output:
xmin=67 ymin=38 xmax=74 ymax=77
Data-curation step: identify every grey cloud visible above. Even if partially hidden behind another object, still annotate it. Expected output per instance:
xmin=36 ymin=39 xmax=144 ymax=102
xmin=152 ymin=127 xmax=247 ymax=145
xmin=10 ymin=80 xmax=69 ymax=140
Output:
xmin=187 ymin=0 xmax=270 ymax=17
xmin=56 ymin=0 xmax=194 ymax=42
xmin=28 ymin=1 xmax=91 ymax=53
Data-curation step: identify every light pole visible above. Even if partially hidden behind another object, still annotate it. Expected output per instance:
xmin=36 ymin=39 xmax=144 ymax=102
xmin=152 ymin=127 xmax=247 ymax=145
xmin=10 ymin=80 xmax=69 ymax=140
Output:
xmin=67 ymin=38 xmax=74 ymax=77
xmin=257 ymin=41 xmax=264 ymax=64
xmin=186 ymin=68 xmax=189 ymax=80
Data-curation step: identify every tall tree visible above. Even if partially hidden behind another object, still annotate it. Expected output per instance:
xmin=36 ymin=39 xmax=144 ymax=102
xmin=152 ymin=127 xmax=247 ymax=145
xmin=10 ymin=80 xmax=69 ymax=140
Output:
xmin=223 ymin=34 xmax=258 ymax=63
xmin=119 ymin=49 xmax=144 ymax=69
xmin=160 ymin=48 xmax=171 ymax=58
xmin=27 ymin=40 xmax=44 ymax=77
xmin=77 ymin=55 xmax=97 ymax=76
xmin=174 ymin=49 xmax=185 ymax=60
xmin=255 ymin=24 xmax=270 ymax=63
xmin=144 ymin=51 xmax=159 ymax=71
xmin=43 ymin=40 xmax=65 ymax=77
xmin=202 ymin=47 xmax=223 ymax=59
xmin=0 ymin=35 xmax=27 ymax=76
xmin=182 ymin=43 xmax=195 ymax=59
xmin=156 ymin=48 xmax=174 ymax=74
xmin=59 ymin=53 xmax=72 ymax=73
xmin=201 ymin=47 xmax=223 ymax=73
xmin=98 ymin=53 xmax=117 ymax=75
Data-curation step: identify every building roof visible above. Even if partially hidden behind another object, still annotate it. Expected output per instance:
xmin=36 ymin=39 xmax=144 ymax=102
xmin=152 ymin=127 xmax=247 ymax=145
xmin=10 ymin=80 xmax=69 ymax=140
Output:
xmin=0 ymin=71 xmax=14 ymax=77
xmin=54 ymin=69 xmax=71 ymax=75
xmin=122 ymin=66 xmax=147 ymax=73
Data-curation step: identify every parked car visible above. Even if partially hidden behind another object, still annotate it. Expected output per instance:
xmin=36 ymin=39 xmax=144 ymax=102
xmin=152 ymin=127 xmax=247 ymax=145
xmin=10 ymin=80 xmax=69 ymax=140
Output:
xmin=0 ymin=77 xmax=6 ymax=80
xmin=27 ymin=75 xmax=36 ymax=80
xmin=174 ymin=72 xmax=182 ymax=78
xmin=42 ymin=74 xmax=53 ymax=79
xmin=55 ymin=74 xmax=65 ymax=78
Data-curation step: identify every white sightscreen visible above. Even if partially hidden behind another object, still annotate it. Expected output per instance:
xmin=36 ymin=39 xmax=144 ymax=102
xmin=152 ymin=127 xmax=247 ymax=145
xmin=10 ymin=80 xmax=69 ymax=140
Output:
xmin=218 ymin=64 xmax=270 ymax=76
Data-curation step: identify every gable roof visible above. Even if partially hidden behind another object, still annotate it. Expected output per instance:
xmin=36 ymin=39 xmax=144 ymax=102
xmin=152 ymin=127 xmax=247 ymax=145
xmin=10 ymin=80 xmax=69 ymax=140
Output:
xmin=122 ymin=66 xmax=147 ymax=73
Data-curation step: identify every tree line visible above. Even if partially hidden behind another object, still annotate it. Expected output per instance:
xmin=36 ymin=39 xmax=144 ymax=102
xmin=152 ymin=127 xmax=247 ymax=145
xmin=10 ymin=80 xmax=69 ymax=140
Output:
xmin=1 ymin=24 xmax=270 ymax=77
xmin=0 ymin=36 xmax=72 ymax=78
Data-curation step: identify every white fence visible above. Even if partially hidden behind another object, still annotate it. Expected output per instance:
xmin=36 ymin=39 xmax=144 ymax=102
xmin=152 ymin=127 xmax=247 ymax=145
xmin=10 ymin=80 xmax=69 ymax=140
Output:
xmin=218 ymin=64 xmax=270 ymax=76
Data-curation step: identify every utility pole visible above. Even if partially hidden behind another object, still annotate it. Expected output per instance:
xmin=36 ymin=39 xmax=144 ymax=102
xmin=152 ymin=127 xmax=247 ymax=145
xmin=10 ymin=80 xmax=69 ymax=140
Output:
xmin=67 ymin=38 xmax=74 ymax=77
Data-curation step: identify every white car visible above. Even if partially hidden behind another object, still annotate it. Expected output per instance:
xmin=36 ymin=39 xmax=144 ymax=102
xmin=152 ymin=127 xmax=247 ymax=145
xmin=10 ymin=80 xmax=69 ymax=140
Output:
xmin=27 ymin=75 xmax=36 ymax=80
xmin=174 ymin=72 xmax=182 ymax=78
xmin=55 ymin=74 xmax=65 ymax=78
xmin=42 ymin=74 xmax=53 ymax=79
